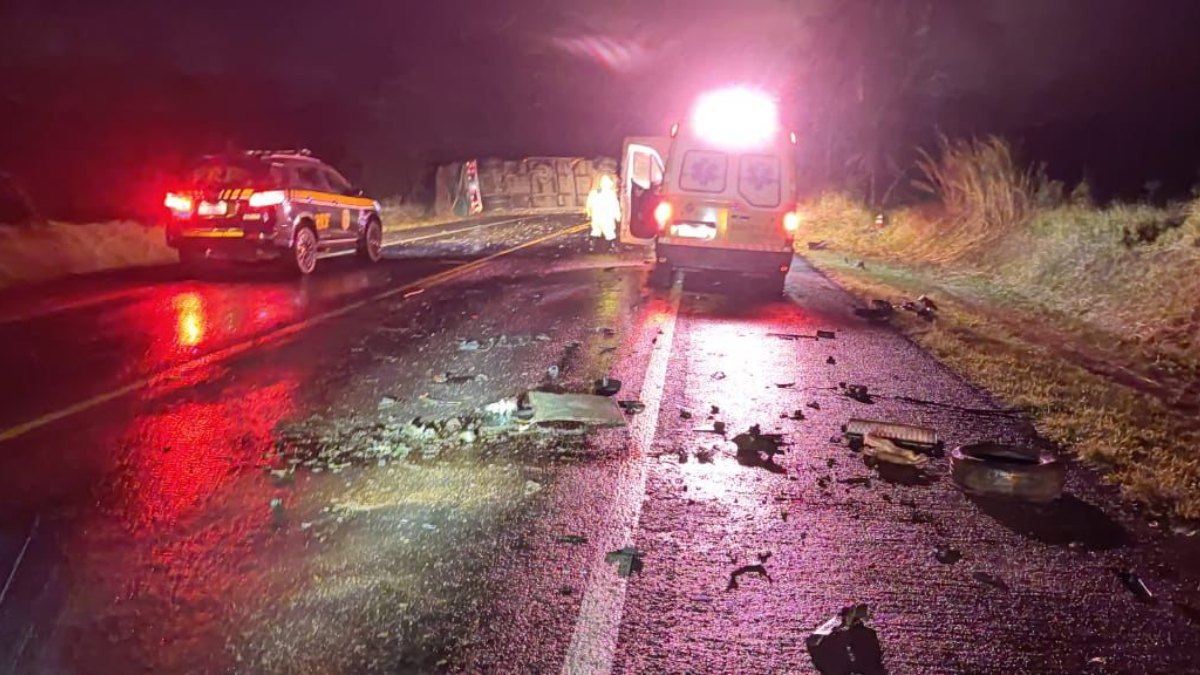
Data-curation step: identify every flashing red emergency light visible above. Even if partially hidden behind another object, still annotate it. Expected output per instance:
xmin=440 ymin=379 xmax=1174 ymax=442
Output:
xmin=653 ymin=200 xmax=673 ymax=229
xmin=783 ymin=210 xmax=801 ymax=233
xmin=692 ymin=87 xmax=779 ymax=149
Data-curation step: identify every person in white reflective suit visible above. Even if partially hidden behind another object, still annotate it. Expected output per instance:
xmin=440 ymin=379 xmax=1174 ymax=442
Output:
xmin=585 ymin=173 xmax=621 ymax=252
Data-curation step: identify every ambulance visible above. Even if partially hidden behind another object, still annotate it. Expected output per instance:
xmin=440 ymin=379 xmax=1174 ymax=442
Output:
xmin=620 ymin=88 xmax=800 ymax=294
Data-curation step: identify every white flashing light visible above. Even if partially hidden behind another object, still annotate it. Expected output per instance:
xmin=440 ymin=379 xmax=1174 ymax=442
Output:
xmin=692 ymin=87 xmax=779 ymax=149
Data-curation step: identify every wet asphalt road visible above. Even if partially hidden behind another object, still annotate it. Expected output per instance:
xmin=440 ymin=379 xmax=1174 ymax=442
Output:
xmin=0 ymin=212 xmax=1198 ymax=674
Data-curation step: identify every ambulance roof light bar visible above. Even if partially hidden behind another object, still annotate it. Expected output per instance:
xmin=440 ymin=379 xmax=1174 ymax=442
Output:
xmin=691 ymin=87 xmax=779 ymax=150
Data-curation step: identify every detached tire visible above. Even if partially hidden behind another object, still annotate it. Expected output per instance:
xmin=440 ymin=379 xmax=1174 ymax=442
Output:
xmin=950 ymin=442 xmax=1065 ymax=503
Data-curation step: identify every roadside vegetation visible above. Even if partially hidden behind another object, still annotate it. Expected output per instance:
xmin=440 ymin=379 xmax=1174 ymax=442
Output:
xmin=801 ymin=136 xmax=1200 ymax=521
xmin=0 ymin=220 xmax=175 ymax=290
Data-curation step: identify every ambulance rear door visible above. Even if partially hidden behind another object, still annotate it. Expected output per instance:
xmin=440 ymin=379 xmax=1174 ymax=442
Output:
xmin=618 ymin=136 xmax=670 ymax=246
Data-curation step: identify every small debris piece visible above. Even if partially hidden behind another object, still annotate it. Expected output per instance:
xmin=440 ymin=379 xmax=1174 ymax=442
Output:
xmin=769 ymin=332 xmax=817 ymax=341
xmin=775 ymin=382 xmax=796 ymax=389
xmin=595 ymin=326 xmax=617 ymax=337
xmin=918 ymin=295 xmax=938 ymax=311
xmin=712 ymin=371 xmax=727 ymax=380
xmin=594 ymin=377 xmax=622 ymax=396
xmin=1116 ymin=569 xmax=1155 ymax=602
xmin=843 ymin=419 xmax=939 ymax=447
xmin=856 ymin=261 xmax=866 ymax=269
xmin=713 ymin=421 xmax=727 ymax=434
xmin=934 ymin=545 xmax=962 ymax=564
xmin=816 ymin=330 xmax=836 ymax=339
xmin=710 ymin=405 xmax=720 ymax=415
xmin=826 ymin=355 xmax=837 ymax=365
xmin=863 ymin=433 xmax=929 ymax=466
xmin=806 ymin=604 xmax=883 ymax=675
xmin=807 ymin=401 xmax=821 ymax=410
xmin=807 ymin=240 xmax=828 ymax=250
xmin=547 ymin=364 xmax=560 ymax=380
xmin=402 ymin=288 xmax=425 ymax=299
xmin=972 ymin=571 xmax=1009 ymax=591
xmin=726 ymin=564 xmax=772 ymax=590
xmin=605 ymin=546 xmax=644 ymax=577
xmin=556 ymin=534 xmax=588 ymax=545
xmin=524 ymin=480 xmax=543 ymax=495
xmin=680 ymin=409 xmax=693 ymax=419
xmin=559 ymin=586 xmax=574 ymax=596
xmin=618 ymin=400 xmax=646 ymax=414
xmin=377 ymin=396 xmax=399 ymax=410
xmin=789 ymin=409 xmax=806 ymax=421
xmin=269 ymin=498 xmax=285 ymax=527
xmin=457 ymin=339 xmax=483 ymax=351
xmin=676 ymin=448 xmax=689 ymax=463
xmin=845 ymin=384 xmax=872 ymax=403
xmin=838 ymin=476 xmax=872 ymax=487
xmin=853 ymin=305 xmax=892 ymax=321
xmin=526 ymin=391 xmax=627 ymax=427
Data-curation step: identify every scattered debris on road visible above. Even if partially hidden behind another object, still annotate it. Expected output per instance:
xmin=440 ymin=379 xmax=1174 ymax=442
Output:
xmin=526 ymin=391 xmax=627 ymax=427
xmin=950 ymin=442 xmax=1064 ymax=502
xmin=934 ymin=545 xmax=963 ymax=564
xmin=843 ymin=418 xmax=939 ymax=447
xmin=863 ymin=433 xmax=929 ymax=467
xmin=972 ymin=571 xmax=1010 ymax=591
xmin=618 ymin=400 xmax=646 ymax=414
xmin=806 ymin=604 xmax=885 ymax=675
xmin=726 ymin=563 xmax=772 ymax=590
xmin=593 ymin=376 xmax=622 ymax=396
xmin=844 ymin=384 xmax=872 ymax=403
xmin=732 ymin=425 xmax=787 ymax=472
xmin=1116 ymin=569 xmax=1155 ymax=602
xmin=769 ymin=332 xmax=818 ymax=341
xmin=605 ymin=546 xmax=644 ymax=577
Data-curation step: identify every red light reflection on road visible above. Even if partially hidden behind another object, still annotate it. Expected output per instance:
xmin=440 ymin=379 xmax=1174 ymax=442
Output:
xmin=118 ymin=376 xmax=297 ymax=530
xmin=174 ymin=292 xmax=206 ymax=347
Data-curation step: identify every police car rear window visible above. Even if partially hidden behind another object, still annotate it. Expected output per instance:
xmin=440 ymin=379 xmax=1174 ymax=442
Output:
xmin=738 ymin=155 xmax=781 ymax=208
xmin=679 ymin=151 xmax=727 ymax=193
xmin=187 ymin=160 xmax=279 ymax=189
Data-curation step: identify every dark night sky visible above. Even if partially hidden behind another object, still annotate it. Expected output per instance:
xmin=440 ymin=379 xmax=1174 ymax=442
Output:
xmin=3 ymin=0 xmax=1200 ymax=217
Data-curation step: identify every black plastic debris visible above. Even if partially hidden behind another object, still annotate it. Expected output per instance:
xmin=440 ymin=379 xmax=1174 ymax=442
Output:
xmin=726 ymin=564 xmax=772 ymax=590
xmin=789 ymin=409 xmax=806 ymax=421
xmin=807 ymin=240 xmax=828 ymax=250
xmin=711 ymin=405 xmax=721 ymax=415
xmin=732 ymin=425 xmax=787 ymax=473
xmin=972 ymin=571 xmax=1010 ymax=591
xmin=713 ymin=421 xmax=727 ymax=434
xmin=776 ymin=382 xmax=796 ymax=389
xmin=556 ymin=534 xmax=588 ymax=545
xmin=845 ymin=384 xmax=872 ymax=403
xmin=680 ymin=409 xmax=693 ymax=419
xmin=826 ymin=355 xmax=837 ymax=365
xmin=807 ymin=401 xmax=822 ymax=410
xmin=806 ymin=604 xmax=886 ymax=675
xmin=1116 ymin=569 xmax=1155 ymax=602
xmin=838 ymin=476 xmax=872 ymax=487
xmin=934 ymin=545 xmax=962 ymax=564
xmin=605 ymin=546 xmax=643 ymax=577
xmin=816 ymin=330 xmax=837 ymax=339
xmin=618 ymin=400 xmax=646 ymax=414
xmin=593 ymin=377 xmax=622 ymax=396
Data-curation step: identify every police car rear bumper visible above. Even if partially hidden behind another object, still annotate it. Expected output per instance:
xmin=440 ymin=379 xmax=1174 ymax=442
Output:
xmin=656 ymin=241 xmax=793 ymax=275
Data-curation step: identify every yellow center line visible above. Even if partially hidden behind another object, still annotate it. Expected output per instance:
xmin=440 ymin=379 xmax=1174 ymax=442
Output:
xmin=0 ymin=222 xmax=587 ymax=444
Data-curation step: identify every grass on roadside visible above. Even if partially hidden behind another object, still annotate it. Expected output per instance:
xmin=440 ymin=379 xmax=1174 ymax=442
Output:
xmin=810 ymin=253 xmax=1200 ymax=520
xmin=0 ymin=220 xmax=176 ymax=290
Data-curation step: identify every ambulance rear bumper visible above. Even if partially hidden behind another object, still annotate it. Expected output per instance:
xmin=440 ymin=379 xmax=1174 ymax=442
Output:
xmin=656 ymin=241 xmax=793 ymax=275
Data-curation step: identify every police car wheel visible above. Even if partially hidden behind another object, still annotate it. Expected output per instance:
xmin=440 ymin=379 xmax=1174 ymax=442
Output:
xmin=358 ymin=219 xmax=383 ymax=263
xmin=292 ymin=227 xmax=318 ymax=275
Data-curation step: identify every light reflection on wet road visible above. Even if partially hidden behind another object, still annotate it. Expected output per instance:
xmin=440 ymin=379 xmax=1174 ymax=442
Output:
xmin=0 ymin=212 xmax=1198 ymax=674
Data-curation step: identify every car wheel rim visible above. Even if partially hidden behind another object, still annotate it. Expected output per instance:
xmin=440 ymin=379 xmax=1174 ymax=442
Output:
xmin=368 ymin=223 xmax=382 ymax=260
xmin=296 ymin=230 xmax=316 ymax=273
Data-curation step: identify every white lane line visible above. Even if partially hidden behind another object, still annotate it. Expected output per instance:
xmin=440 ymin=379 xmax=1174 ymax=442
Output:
xmin=0 ymin=514 xmax=39 ymax=608
xmin=384 ymin=216 xmax=528 ymax=246
xmin=562 ymin=278 xmax=683 ymax=675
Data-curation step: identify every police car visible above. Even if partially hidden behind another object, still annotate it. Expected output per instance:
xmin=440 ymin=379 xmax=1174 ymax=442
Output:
xmin=163 ymin=149 xmax=383 ymax=275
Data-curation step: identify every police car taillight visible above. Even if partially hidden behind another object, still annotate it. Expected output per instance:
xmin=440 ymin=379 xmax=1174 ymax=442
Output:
xmin=164 ymin=192 xmax=193 ymax=216
xmin=248 ymin=190 xmax=286 ymax=208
